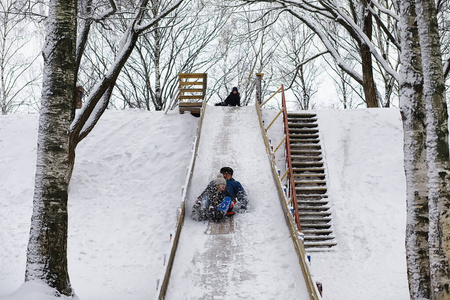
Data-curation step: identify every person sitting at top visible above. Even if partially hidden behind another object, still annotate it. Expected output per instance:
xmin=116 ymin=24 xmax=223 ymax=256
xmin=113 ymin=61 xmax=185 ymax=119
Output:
xmin=191 ymin=174 xmax=234 ymax=222
xmin=220 ymin=166 xmax=248 ymax=211
xmin=215 ymin=87 xmax=241 ymax=106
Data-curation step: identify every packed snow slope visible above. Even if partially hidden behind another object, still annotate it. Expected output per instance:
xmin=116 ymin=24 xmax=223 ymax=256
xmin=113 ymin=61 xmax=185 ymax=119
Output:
xmin=0 ymin=107 xmax=409 ymax=299
xmin=165 ymin=106 xmax=310 ymax=299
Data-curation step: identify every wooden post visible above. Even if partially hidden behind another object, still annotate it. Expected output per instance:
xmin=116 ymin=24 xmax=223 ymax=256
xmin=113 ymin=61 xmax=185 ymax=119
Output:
xmin=256 ymin=73 xmax=264 ymax=104
xmin=202 ymin=73 xmax=207 ymax=100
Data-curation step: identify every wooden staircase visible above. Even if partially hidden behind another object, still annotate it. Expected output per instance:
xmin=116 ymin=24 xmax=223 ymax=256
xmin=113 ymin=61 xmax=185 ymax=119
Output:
xmin=178 ymin=73 xmax=207 ymax=116
xmin=288 ymin=112 xmax=337 ymax=250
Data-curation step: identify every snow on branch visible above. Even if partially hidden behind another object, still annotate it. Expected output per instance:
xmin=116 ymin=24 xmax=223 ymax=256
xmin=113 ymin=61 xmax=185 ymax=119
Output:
xmin=134 ymin=0 xmax=184 ymax=33
xmin=258 ymin=0 xmax=400 ymax=82
xmin=369 ymin=0 xmax=399 ymax=21
xmin=285 ymin=6 xmax=364 ymax=85
xmin=70 ymin=0 xmax=185 ymax=145
xmin=330 ymin=1 xmax=399 ymax=81
xmin=91 ymin=0 xmax=117 ymax=21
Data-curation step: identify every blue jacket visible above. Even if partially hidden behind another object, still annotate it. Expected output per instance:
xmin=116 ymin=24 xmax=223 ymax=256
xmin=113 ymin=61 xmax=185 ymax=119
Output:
xmin=225 ymin=178 xmax=247 ymax=205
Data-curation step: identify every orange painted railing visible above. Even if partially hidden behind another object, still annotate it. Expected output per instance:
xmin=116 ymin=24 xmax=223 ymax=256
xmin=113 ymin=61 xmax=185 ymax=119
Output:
xmin=280 ymin=85 xmax=301 ymax=231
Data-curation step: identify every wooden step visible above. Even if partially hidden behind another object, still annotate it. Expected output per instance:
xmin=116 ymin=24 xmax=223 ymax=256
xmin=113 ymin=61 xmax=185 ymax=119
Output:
xmin=300 ymin=222 xmax=331 ymax=228
xmin=178 ymin=73 xmax=206 ymax=78
xmin=297 ymin=195 xmax=328 ymax=202
xmin=288 ymin=113 xmax=317 ymax=118
xmin=291 ymin=149 xmax=322 ymax=155
xmin=295 ymin=188 xmax=328 ymax=195
xmin=298 ymin=199 xmax=329 ymax=205
xmin=293 ymin=167 xmax=325 ymax=173
xmin=304 ymin=241 xmax=337 ymax=248
xmin=288 ymin=122 xmax=318 ymax=128
xmin=300 ymin=216 xmax=332 ymax=222
xmin=292 ymin=161 xmax=324 ymax=168
xmin=295 ymin=179 xmax=326 ymax=185
xmin=290 ymin=140 xmax=321 ymax=146
xmin=179 ymin=81 xmax=204 ymax=86
xmin=299 ymin=210 xmax=331 ymax=217
xmin=180 ymin=95 xmax=204 ymax=100
xmin=302 ymin=229 xmax=334 ymax=235
xmin=294 ymin=173 xmax=326 ymax=179
xmin=299 ymin=205 xmax=330 ymax=211
xmin=299 ymin=198 xmax=329 ymax=205
xmin=180 ymin=88 xmax=204 ymax=93
xmin=290 ymin=144 xmax=321 ymax=150
xmin=304 ymin=235 xmax=335 ymax=241
xmin=289 ymin=128 xmax=319 ymax=134
xmin=295 ymin=181 xmax=327 ymax=188
xmin=291 ymin=156 xmax=323 ymax=162
xmin=289 ymin=134 xmax=320 ymax=139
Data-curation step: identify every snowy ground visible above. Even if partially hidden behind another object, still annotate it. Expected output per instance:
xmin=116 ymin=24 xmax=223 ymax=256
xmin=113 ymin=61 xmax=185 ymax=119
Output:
xmin=0 ymin=107 xmax=409 ymax=299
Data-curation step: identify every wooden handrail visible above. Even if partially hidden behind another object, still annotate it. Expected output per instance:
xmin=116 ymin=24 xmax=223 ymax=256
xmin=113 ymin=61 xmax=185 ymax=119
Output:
xmin=281 ymin=85 xmax=301 ymax=231
xmin=255 ymin=96 xmax=319 ymax=300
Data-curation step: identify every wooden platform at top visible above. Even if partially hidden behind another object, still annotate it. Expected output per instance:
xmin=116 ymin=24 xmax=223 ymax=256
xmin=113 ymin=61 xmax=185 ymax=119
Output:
xmin=178 ymin=73 xmax=206 ymax=116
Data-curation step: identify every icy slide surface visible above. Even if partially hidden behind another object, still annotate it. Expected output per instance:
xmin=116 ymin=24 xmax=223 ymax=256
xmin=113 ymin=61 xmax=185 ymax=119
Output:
xmin=166 ymin=106 xmax=309 ymax=299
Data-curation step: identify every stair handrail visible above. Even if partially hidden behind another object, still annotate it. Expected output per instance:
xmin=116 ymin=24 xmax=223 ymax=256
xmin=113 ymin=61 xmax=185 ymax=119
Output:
xmin=255 ymin=91 xmax=320 ymax=300
xmin=281 ymin=85 xmax=302 ymax=231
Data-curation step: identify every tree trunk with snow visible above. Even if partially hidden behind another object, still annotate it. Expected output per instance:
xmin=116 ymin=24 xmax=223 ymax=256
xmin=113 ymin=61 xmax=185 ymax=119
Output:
xmin=415 ymin=0 xmax=450 ymax=298
xmin=25 ymin=0 xmax=77 ymax=296
xmin=398 ymin=0 xmax=431 ymax=298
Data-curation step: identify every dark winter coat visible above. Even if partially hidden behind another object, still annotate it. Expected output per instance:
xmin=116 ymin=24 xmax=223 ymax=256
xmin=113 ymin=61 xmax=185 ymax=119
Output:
xmin=198 ymin=180 xmax=231 ymax=206
xmin=223 ymin=92 xmax=241 ymax=106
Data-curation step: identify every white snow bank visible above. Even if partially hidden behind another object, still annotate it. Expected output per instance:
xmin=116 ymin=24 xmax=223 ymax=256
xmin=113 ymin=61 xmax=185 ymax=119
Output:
xmin=0 ymin=107 xmax=409 ymax=300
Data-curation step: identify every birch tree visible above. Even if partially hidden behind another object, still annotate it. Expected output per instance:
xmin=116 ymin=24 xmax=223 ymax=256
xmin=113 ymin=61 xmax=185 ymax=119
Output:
xmin=416 ymin=0 xmax=450 ymax=297
xmin=26 ymin=0 xmax=184 ymax=296
xmin=25 ymin=0 xmax=77 ymax=295
xmin=399 ymin=0 xmax=450 ymax=298
xmin=398 ymin=0 xmax=430 ymax=297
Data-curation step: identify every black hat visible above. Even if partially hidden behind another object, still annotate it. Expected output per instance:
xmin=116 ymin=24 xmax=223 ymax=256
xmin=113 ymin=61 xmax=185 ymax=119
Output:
xmin=220 ymin=167 xmax=233 ymax=175
xmin=232 ymin=87 xmax=238 ymax=92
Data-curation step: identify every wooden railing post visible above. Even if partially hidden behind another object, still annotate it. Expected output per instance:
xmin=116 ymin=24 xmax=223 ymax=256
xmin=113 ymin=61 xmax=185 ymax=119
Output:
xmin=202 ymin=73 xmax=207 ymax=100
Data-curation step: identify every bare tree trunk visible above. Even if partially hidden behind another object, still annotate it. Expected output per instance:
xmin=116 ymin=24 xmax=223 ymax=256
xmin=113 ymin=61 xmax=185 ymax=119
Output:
xmin=356 ymin=0 xmax=379 ymax=108
xmin=153 ymin=25 xmax=162 ymax=110
xmin=361 ymin=46 xmax=378 ymax=107
xmin=416 ymin=0 xmax=450 ymax=298
xmin=398 ymin=0 xmax=431 ymax=298
xmin=25 ymin=0 xmax=77 ymax=296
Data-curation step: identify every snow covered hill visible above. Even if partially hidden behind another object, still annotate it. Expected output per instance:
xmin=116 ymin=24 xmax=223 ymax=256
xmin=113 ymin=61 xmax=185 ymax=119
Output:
xmin=0 ymin=107 xmax=409 ymax=299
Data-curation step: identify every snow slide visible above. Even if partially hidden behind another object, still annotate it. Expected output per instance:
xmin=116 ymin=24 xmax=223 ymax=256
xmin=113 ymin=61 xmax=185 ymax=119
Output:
xmin=165 ymin=106 xmax=310 ymax=299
